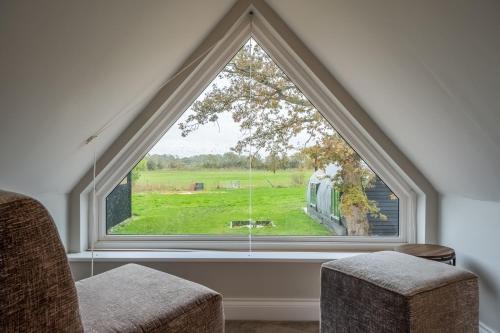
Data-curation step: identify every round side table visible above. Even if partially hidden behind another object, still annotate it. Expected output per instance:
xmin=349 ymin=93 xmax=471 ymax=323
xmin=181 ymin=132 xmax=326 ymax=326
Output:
xmin=394 ymin=244 xmax=456 ymax=266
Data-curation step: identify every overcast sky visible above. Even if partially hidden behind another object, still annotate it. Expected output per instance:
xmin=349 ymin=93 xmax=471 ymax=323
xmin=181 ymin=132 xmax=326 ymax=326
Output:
xmin=149 ymin=38 xmax=326 ymax=157
xmin=149 ymin=77 xmax=325 ymax=157
xmin=149 ymin=107 xmax=244 ymax=157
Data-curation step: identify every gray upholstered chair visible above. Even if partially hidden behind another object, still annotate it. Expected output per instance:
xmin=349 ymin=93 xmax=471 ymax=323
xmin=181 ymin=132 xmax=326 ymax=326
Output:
xmin=321 ymin=251 xmax=478 ymax=333
xmin=0 ymin=190 xmax=224 ymax=332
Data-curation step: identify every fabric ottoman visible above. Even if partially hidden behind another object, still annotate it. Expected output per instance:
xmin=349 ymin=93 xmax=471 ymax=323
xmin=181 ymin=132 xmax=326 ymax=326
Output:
xmin=321 ymin=251 xmax=478 ymax=333
xmin=77 ymin=264 xmax=224 ymax=333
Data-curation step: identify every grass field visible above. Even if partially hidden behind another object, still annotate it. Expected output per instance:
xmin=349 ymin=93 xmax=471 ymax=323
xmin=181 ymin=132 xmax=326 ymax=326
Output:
xmin=110 ymin=169 xmax=331 ymax=236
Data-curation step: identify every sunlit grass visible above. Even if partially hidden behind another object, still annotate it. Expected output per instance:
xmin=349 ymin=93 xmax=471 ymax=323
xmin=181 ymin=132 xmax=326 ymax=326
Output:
xmin=110 ymin=169 xmax=331 ymax=236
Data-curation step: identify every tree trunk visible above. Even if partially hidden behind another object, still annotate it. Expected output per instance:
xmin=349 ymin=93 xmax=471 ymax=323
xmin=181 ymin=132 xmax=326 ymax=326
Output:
xmin=341 ymin=164 xmax=370 ymax=236
xmin=343 ymin=206 xmax=370 ymax=236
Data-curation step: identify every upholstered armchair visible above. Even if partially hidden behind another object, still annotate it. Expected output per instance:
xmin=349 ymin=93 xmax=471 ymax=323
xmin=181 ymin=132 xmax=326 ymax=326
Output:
xmin=0 ymin=190 xmax=224 ymax=332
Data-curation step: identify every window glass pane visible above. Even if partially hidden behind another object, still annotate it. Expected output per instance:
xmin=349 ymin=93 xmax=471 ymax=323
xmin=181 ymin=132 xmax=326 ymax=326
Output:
xmin=105 ymin=38 xmax=399 ymax=237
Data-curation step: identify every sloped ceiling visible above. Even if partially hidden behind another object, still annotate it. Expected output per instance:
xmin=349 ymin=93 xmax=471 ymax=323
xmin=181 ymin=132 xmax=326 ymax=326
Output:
xmin=267 ymin=0 xmax=500 ymax=201
xmin=1 ymin=0 xmax=499 ymax=201
xmin=0 ymin=0 xmax=235 ymax=195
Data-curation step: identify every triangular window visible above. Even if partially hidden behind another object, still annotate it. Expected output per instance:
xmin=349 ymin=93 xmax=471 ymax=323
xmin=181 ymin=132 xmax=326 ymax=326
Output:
xmin=105 ymin=38 xmax=399 ymax=237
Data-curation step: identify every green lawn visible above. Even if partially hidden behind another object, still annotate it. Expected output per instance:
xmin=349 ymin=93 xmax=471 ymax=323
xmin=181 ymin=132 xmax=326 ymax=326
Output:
xmin=132 ymin=168 xmax=309 ymax=192
xmin=110 ymin=169 xmax=331 ymax=236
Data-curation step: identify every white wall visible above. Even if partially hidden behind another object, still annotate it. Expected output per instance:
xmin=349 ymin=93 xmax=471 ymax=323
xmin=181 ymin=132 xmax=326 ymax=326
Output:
xmin=70 ymin=260 xmax=323 ymax=321
xmin=36 ymin=193 xmax=69 ymax=249
xmin=70 ymin=261 xmax=321 ymax=298
xmin=440 ymin=196 xmax=500 ymax=332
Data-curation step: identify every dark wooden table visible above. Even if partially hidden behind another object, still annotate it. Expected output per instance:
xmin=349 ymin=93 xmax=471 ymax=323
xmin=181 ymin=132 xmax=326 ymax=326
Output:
xmin=394 ymin=244 xmax=456 ymax=265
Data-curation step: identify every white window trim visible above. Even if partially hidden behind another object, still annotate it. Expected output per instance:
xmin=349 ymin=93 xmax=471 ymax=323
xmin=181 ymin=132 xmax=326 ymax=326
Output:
xmin=67 ymin=251 xmax=365 ymax=263
xmin=87 ymin=4 xmax=418 ymax=252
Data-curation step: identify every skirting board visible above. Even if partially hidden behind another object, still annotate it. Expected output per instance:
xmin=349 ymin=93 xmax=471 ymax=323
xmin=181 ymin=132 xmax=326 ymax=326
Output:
xmin=223 ymin=298 xmax=320 ymax=321
xmin=480 ymin=322 xmax=497 ymax=333
xmin=224 ymin=298 xmax=495 ymax=332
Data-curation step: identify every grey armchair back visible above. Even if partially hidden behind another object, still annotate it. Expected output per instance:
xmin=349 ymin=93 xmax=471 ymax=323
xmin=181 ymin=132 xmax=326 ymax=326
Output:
xmin=0 ymin=191 xmax=83 ymax=332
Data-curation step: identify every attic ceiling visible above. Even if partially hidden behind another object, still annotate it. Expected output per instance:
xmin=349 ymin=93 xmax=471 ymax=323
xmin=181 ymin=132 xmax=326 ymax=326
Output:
xmin=0 ymin=0 xmax=235 ymax=195
xmin=1 ymin=0 xmax=500 ymax=201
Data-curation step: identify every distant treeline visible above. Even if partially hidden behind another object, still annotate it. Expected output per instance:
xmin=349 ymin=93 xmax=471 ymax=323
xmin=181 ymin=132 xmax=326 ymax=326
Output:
xmin=142 ymin=152 xmax=307 ymax=172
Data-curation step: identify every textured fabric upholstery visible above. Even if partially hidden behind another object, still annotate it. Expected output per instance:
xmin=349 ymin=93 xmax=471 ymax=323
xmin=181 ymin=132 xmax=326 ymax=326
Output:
xmin=76 ymin=263 xmax=224 ymax=333
xmin=0 ymin=190 xmax=84 ymax=332
xmin=1 ymin=190 xmax=224 ymax=333
xmin=321 ymin=251 xmax=479 ymax=333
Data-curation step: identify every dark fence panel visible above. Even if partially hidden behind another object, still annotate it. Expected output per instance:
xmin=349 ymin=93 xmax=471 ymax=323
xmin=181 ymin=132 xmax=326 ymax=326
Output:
xmin=365 ymin=177 xmax=399 ymax=236
xmin=105 ymin=173 xmax=132 ymax=231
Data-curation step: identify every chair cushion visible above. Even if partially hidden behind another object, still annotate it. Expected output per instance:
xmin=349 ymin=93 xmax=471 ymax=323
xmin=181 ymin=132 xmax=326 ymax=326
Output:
xmin=76 ymin=264 xmax=223 ymax=333
xmin=322 ymin=250 xmax=477 ymax=296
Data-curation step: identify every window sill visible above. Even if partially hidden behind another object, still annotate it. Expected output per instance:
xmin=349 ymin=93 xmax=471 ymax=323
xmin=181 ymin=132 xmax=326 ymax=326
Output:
xmin=67 ymin=251 xmax=366 ymax=263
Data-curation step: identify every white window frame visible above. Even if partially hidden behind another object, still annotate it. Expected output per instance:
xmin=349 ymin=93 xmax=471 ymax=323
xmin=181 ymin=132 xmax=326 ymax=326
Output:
xmin=88 ymin=6 xmax=418 ymax=251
